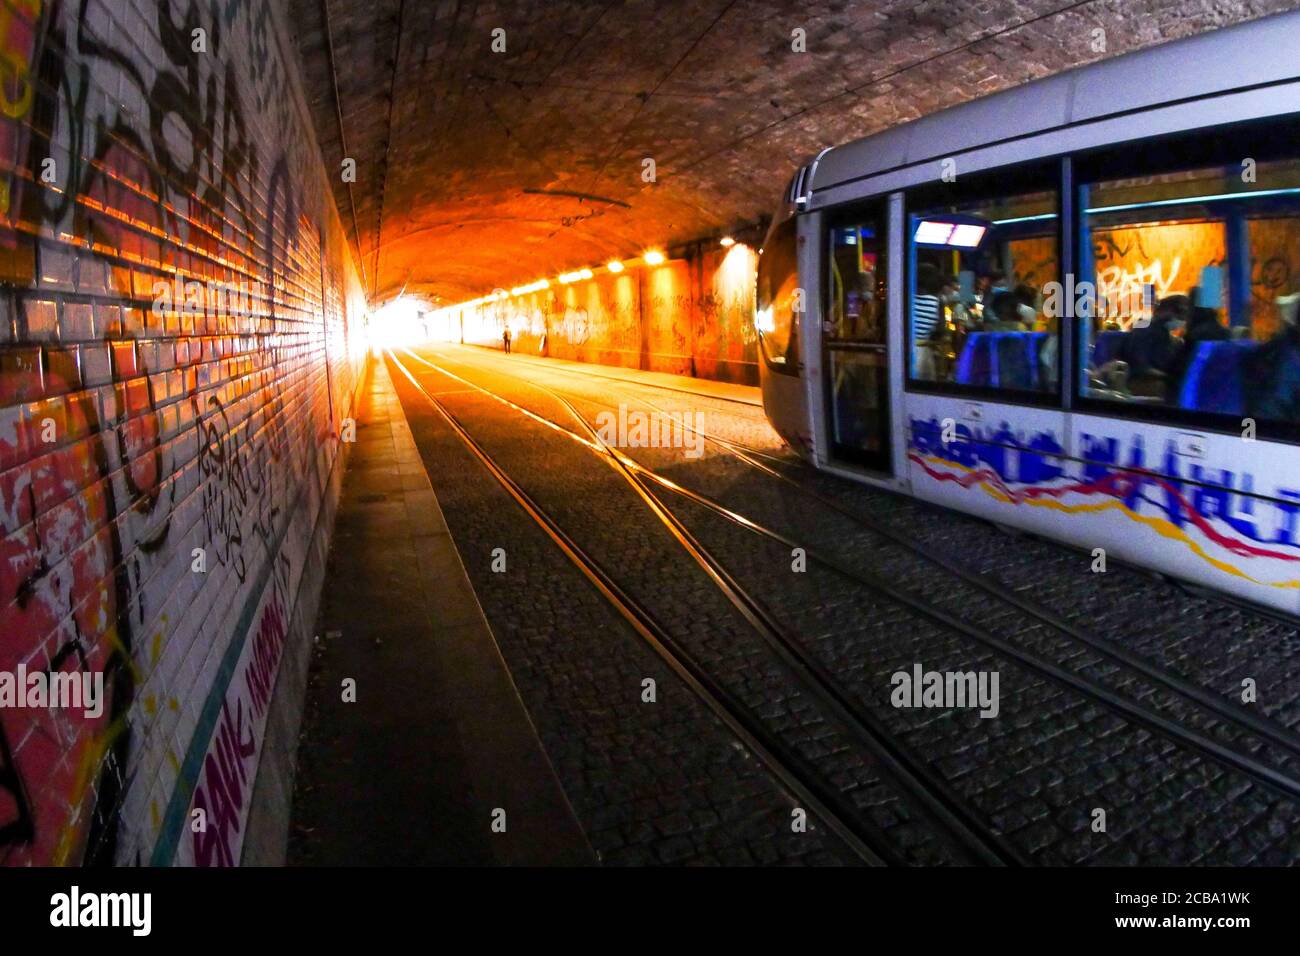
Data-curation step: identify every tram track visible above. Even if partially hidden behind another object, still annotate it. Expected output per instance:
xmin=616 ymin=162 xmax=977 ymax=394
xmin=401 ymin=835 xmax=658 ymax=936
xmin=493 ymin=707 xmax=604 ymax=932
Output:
xmin=400 ymin=346 xmax=1300 ymax=813
xmin=631 ymin=391 xmax=1300 ymax=760
xmin=441 ymin=347 xmax=1300 ymax=762
xmin=388 ymin=348 xmax=1023 ymax=867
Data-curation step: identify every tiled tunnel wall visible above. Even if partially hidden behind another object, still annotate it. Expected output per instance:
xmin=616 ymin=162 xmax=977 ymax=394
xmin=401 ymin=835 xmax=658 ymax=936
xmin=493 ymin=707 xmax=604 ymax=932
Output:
xmin=442 ymin=243 xmax=761 ymax=385
xmin=0 ymin=0 xmax=367 ymax=865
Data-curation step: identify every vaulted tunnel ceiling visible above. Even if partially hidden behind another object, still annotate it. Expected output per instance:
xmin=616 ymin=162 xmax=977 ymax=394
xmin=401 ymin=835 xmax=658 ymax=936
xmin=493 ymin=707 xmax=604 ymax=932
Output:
xmin=287 ymin=0 xmax=1298 ymax=306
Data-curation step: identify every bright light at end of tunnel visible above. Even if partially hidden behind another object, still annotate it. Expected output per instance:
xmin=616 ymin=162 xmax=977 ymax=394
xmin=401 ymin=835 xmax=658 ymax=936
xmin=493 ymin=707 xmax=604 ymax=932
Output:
xmin=643 ymin=250 xmax=665 ymax=266
xmin=606 ymin=260 xmax=624 ymax=273
xmin=368 ymin=296 xmax=429 ymax=349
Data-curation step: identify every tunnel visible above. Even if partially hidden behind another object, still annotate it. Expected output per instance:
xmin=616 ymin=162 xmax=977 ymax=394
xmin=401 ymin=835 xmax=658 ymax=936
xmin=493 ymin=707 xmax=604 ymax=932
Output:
xmin=2 ymin=0 xmax=1300 ymax=932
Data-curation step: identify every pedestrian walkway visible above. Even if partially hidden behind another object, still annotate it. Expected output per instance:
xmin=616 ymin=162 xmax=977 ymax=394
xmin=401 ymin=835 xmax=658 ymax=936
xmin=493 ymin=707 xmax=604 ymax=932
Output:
xmin=288 ymin=359 xmax=594 ymax=865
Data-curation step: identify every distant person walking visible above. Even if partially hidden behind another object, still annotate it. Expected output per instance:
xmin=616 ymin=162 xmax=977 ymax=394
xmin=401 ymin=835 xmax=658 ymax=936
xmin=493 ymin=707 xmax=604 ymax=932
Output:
xmin=502 ymin=327 xmax=512 ymax=354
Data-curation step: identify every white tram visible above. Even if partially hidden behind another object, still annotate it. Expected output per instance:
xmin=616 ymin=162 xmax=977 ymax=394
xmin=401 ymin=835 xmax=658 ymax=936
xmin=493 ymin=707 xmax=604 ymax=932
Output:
xmin=756 ymin=11 xmax=1300 ymax=614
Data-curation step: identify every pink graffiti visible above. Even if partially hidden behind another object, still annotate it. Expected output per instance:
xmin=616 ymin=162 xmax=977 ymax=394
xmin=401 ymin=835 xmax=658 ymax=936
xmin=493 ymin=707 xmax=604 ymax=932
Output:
xmin=190 ymin=597 xmax=286 ymax=867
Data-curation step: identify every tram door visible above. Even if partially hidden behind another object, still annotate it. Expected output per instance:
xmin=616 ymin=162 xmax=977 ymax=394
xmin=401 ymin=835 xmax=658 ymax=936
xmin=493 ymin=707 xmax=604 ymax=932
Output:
xmin=824 ymin=205 xmax=892 ymax=473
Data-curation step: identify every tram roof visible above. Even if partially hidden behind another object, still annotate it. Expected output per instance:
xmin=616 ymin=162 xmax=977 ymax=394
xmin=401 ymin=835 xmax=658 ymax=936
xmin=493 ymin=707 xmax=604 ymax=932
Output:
xmin=810 ymin=9 xmax=1300 ymax=195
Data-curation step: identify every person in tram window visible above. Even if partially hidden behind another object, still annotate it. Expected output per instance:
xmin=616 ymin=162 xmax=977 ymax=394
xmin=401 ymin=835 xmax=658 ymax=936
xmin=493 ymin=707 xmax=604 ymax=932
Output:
xmin=858 ymin=267 xmax=881 ymax=340
xmin=1116 ymin=294 xmax=1188 ymax=397
xmin=1039 ymin=309 xmax=1060 ymax=391
xmin=1013 ymin=284 xmax=1041 ymax=328
xmin=911 ymin=262 xmax=944 ymax=379
xmin=1167 ymin=304 xmax=1230 ymax=401
xmin=503 ymin=326 xmax=512 ymax=353
xmin=975 ymin=270 xmax=1006 ymax=319
xmin=977 ymin=270 xmax=1003 ymax=304
xmin=940 ymin=275 xmax=970 ymax=326
xmin=937 ymin=275 xmax=969 ymax=378
xmin=846 ymin=269 xmax=877 ymax=339
xmin=1244 ymin=293 xmax=1300 ymax=423
xmin=984 ymin=291 xmax=1028 ymax=331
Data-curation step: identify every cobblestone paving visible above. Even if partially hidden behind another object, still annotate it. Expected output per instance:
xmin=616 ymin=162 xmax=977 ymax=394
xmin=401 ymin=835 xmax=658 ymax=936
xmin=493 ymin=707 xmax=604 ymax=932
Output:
xmin=387 ymin=357 xmax=864 ymax=866
xmin=401 ymin=345 xmax=1300 ymax=866
xmin=394 ymin=354 xmax=976 ymax=865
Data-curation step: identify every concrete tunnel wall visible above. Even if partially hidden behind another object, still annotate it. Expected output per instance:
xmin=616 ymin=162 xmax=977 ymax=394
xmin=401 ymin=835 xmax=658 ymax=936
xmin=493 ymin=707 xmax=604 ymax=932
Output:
xmin=0 ymin=0 xmax=367 ymax=865
xmin=439 ymin=243 xmax=762 ymax=386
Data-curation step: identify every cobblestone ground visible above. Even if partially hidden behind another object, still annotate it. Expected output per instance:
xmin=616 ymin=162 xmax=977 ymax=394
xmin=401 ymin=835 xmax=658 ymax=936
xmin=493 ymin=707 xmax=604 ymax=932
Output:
xmin=386 ymin=357 xmax=862 ymax=866
xmin=391 ymin=354 xmax=978 ymax=865
xmin=394 ymin=344 xmax=1300 ymax=866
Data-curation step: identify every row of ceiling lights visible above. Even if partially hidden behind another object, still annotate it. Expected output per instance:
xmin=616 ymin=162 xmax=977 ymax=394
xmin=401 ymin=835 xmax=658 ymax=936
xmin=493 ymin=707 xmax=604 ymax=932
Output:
xmin=450 ymin=237 xmax=737 ymax=311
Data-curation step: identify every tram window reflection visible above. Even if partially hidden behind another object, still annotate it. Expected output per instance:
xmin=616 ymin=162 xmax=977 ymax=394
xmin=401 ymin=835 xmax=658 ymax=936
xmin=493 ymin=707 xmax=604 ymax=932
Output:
xmin=907 ymin=187 xmax=1059 ymax=393
xmin=1078 ymin=157 xmax=1300 ymax=425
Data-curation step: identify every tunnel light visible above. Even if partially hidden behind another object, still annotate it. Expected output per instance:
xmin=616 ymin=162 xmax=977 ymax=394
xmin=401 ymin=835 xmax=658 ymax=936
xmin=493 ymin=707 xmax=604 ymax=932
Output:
xmin=558 ymin=268 xmax=595 ymax=284
xmin=607 ymin=260 xmax=625 ymax=273
xmin=643 ymin=250 xmax=665 ymax=266
xmin=719 ymin=236 xmax=735 ymax=247
xmin=510 ymin=279 xmax=550 ymax=296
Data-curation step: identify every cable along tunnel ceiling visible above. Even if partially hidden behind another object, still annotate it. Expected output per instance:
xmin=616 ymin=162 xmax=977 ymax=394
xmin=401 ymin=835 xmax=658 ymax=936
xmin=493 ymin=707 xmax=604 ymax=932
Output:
xmin=287 ymin=0 xmax=1295 ymax=306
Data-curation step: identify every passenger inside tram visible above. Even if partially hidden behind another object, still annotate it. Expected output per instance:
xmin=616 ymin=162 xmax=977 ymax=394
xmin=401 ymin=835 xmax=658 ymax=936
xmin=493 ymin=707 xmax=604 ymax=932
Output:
xmin=985 ymin=291 xmax=1027 ymax=331
xmin=911 ymin=262 xmax=945 ymax=379
xmin=1243 ymin=293 xmax=1300 ymax=422
xmin=1165 ymin=303 xmax=1228 ymax=399
xmin=1102 ymin=294 xmax=1189 ymax=398
xmin=909 ymin=184 xmax=1059 ymax=391
xmin=1079 ymin=153 xmax=1300 ymax=424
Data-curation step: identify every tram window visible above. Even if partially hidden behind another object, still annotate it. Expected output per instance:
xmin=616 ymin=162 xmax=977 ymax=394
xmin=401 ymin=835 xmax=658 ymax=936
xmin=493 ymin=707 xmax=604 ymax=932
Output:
xmin=756 ymin=217 xmax=800 ymax=375
xmin=828 ymin=221 xmax=886 ymax=344
xmin=908 ymin=186 xmax=1059 ymax=393
xmin=1078 ymin=156 xmax=1300 ymax=425
xmin=826 ymin=212 xmax=890 ymax=466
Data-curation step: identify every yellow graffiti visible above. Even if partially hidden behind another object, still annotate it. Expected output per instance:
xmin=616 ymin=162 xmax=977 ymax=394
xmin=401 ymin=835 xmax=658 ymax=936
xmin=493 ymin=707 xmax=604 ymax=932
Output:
xmin=52 ymin=713 xmax=128 ymax=866
xmin=0 ymin=0 xmax=41 ymax=119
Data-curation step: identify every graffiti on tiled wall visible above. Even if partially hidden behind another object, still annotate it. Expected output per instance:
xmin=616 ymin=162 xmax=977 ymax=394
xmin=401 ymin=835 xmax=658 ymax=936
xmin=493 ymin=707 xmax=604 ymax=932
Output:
xmin=0 ymin=0 xmax=365 ymax=866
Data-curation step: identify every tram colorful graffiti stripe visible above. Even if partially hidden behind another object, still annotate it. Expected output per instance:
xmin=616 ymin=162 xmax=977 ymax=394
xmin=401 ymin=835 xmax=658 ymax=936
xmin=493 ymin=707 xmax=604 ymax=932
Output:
xmin=908 ymin=417 xmax=1300 ymax=590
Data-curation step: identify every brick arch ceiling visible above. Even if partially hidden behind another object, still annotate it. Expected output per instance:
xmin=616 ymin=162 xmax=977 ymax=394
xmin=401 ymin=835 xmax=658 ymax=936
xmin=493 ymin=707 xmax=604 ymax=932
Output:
xmin=287 ymin=0 xmax=1294 ymax=306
